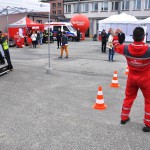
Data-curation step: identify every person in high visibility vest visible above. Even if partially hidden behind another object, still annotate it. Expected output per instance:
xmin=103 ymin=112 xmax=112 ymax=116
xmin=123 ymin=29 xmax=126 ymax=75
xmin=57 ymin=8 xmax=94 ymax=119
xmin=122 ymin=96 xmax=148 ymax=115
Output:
xmin=113 ymin=27 xmax=150 ymax=132
xmin=0 ymin=31 xmax=13 ymax=71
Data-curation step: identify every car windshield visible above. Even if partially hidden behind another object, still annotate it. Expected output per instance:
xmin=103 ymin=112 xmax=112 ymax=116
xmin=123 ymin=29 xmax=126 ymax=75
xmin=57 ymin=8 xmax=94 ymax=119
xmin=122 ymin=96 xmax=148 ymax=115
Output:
xmin=67 ymin=25 xmax=76 ymax=32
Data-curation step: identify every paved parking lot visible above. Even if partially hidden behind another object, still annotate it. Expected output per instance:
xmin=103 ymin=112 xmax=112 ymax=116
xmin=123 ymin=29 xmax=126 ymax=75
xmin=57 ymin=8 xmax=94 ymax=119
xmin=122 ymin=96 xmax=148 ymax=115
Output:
xmin=0 ymin=39 xmax=150 ymax=150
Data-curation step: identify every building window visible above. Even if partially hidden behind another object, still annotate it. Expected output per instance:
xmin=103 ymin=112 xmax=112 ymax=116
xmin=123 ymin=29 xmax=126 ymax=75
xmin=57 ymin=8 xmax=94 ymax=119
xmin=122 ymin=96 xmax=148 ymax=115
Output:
xmin=52 ymin=11 xmax=56 ymax=15
xmin=145 ymin=0 xmax=150 ymax=9
xmin=58 ymin=10 xmax=61 ymax=15
xmin=82 ymin=3 xmax=89 ymax=12
xmin=52 ymin=3 xmax=56 ymax=8
xmin=134 ymin=0 xmax=141 ymax=10
xmin=112 ymin=1 xmax=119 ymax=11
xmin=58 ymin=3 xmax=61 ymax=8
xmin=65 ymin=4 xmax=71 ymax=13
xmin=92 ymin=2 xmax=98 ymax=11
xmin=74 ymin=3 xmax=79 ymax=13
xmin=101 ymin=2 xmax=108 ymax=11
xmin=121 ymin=0 xmax=129 ymax=10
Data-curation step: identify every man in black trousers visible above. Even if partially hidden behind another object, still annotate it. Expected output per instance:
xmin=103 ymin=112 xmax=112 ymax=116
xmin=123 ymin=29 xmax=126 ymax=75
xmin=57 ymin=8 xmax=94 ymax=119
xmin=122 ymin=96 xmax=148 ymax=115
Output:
xmin=76 ymin=28 xmax=80 ymax=42
xmin=56 ymin=28 xmax=62 ymax=49
xmin=101 ymin=29 xmax=108 ymax=53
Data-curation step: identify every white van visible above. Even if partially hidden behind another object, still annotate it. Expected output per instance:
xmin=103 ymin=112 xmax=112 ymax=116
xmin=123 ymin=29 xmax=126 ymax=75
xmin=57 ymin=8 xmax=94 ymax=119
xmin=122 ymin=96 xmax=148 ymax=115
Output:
xmin=44 ymin=22 xmax=77 ymax=41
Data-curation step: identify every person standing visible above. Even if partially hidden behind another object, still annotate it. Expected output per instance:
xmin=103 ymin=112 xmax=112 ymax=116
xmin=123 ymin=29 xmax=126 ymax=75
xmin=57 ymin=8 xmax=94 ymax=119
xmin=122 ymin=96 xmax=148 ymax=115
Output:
xmin=31 ymin=31 xmax=37 ymax=48
xmin=76 ymin=28 xmax=80 ymax=42
xmin=58 ymin=31 xmax=68 ymax=58
xmin=118 ymin=29 xmax=125 ymax=44
xmin=36 ymin=30 xmax=40 ymax=47
xmin=50 ymin=28 xmax=54 ymax=43
xmin=39 ymin=30 xmax=43 ymax=45
xmin=101 ymin=29 xmax=107 ymax=53
xmin=0 ymin=31 xmax=13 ymax=70
xmin=56 ymin=28 xmax=62 ymax=49
xmin=107 ymin=29 xmax=114 ymax=61
xmin=113 ymin=27 xmax=150 ymax=132
xmin=43 ymin=30 xmax=48 ymax=43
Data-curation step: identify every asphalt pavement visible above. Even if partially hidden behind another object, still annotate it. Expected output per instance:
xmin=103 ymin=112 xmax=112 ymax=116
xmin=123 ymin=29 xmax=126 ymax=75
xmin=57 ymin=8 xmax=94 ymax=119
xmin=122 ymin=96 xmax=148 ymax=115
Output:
xmin=0 ymin=39 xmax=150 ymax=150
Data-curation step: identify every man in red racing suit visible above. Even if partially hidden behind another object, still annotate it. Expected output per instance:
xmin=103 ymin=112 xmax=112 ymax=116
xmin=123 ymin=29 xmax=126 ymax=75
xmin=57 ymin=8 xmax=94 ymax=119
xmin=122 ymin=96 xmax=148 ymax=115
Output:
xmin=113 ymin=27 xmax=150 ymax=132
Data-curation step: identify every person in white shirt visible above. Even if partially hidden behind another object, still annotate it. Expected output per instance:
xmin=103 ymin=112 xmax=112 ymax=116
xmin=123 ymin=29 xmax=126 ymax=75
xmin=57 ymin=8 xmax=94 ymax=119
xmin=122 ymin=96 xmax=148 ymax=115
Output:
xmin=31 ymin=31 xmax=37 ymax=48
xmin=107 ymin=28 xmax=114 ymax=61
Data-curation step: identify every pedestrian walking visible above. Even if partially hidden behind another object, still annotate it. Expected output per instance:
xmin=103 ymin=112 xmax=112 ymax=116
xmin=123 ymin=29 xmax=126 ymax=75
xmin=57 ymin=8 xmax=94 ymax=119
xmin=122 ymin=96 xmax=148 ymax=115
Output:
xmin=58 ymin=31 xmax=68 ymax=58
xmin=113 ymin=27 xmax=150 ymax=132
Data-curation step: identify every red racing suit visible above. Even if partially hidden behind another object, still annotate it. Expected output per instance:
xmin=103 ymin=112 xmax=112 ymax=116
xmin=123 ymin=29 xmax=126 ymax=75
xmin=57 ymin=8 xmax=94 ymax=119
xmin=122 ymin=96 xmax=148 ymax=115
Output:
xmin=113 ymin=36 xmax=150 ymax=127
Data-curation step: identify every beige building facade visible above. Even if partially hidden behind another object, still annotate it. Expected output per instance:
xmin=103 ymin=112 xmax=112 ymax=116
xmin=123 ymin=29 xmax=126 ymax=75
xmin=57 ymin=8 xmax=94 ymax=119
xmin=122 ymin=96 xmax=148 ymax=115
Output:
xmin=64 ymin=0 xmax=150 ymax=37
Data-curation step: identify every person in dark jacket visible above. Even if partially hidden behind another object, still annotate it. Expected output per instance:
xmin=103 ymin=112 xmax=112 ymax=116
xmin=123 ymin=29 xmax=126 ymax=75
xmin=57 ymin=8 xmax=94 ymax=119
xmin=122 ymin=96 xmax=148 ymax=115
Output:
xmin=56 ymin=28 xmax=62 ymax=49
xmin=0 ymin=31 xmax=13 ymax=70
xmin=118 ymin=29 xmax=125 ymax=44
xmin=50 ymin=28 xmax=54 ymax=43
xmin=36 ymin=30 xmax=40 ymax=46
xmin=76 ymin=28 xmax=80 ymax=42
xmin=58 ymin=31 xmax=68 ymax=58
xmin=101 ymin=29 xmax=108 ymax=53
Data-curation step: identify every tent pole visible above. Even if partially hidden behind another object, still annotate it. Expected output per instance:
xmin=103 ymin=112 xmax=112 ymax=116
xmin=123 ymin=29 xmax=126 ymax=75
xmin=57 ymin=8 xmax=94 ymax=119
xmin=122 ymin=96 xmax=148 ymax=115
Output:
xmin=6 ymin=9 xmax=9 ymax=46
xmin=46 ymin=2 xmax=52 ymax=74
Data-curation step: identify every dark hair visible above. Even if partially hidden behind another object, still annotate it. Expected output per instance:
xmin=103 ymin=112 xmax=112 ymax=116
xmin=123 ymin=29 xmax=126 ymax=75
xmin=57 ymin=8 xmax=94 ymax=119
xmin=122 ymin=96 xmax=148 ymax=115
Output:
xmin=0 ymin=31 xmax=2 ymax=34
xmin=133 ymin=27 xmax=145 ymax=42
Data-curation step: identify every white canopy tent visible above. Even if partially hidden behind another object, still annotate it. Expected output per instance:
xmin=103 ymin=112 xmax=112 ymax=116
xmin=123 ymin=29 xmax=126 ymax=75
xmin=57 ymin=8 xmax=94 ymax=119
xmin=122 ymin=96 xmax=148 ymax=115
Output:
xmin=98 ymin=13 xmax=145 ymax=42
xmin=0 ymin=0 xmax=50 ymax=15
xmin=0 ymin=0 xmax=52 ymax=73
xmin=139 ymin=17 xmax=150 ymax=41
xmin=0 ymin=0 xmax=50 ymax=36
xmin=140 ymin=17 xmax=150 ymax=24
xmin=99 ymin=13 xmax=138 ymax=24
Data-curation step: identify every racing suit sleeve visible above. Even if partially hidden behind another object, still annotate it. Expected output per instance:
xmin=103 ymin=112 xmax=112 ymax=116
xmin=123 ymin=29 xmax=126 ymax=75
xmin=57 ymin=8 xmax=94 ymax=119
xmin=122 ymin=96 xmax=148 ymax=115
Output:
xmin=113 ymin=36 xmax=125 ymax=55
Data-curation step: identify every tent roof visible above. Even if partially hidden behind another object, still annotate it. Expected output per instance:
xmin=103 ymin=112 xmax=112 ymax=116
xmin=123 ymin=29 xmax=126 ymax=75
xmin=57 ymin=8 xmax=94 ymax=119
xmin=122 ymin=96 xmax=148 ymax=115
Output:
xmin=9 ymin=16 xmax=44 ymax=27
xmin=99 ymin=13 xmax=139 ymax=24
xmin=140 ymin=17 xmax=150 ymax=24
xmin=0 ymin=0 xmax=50 ymax=15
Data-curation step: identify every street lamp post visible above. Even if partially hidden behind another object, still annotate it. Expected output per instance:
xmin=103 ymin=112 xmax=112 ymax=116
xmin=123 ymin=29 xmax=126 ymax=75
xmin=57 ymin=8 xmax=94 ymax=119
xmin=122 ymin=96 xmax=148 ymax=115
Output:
xmin=46 ymin=2 xmax=52 ymax=74
xmin=6 ymin=9 xmax=9 ymax=46
xmin=38 ymin=0 xmax=52 ymax=74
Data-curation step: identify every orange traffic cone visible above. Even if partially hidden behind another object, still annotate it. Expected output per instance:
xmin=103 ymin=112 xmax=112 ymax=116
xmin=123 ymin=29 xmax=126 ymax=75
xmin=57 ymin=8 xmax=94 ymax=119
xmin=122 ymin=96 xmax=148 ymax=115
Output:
xmin=125 ymin=66 xmax=129 ymax=75
xmin=93 ymin=86 xmax=107 ymax=110
xmin=110 ymin=71 xmax=120 ymax=88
